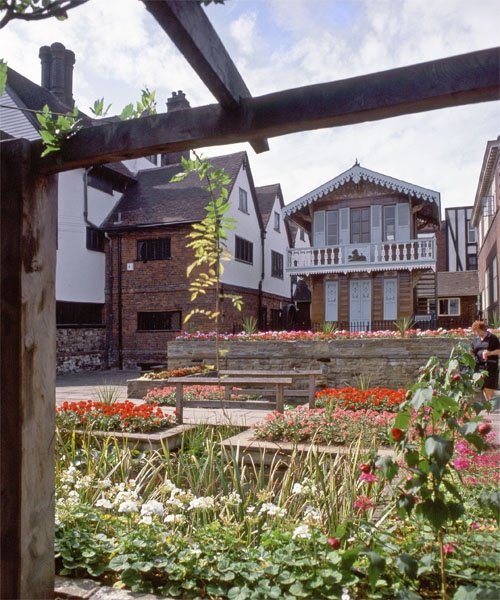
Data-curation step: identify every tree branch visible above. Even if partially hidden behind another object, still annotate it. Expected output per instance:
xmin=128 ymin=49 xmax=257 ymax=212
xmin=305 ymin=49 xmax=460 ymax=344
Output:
xmin=0 ymin=0 xmax=90 ymax=29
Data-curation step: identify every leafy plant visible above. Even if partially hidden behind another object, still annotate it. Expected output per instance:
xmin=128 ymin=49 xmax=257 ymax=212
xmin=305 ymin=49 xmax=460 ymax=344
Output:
xmin=488 ymin=312 xmax=500 ymax=329
xmin=370 ymin=344 xmax=495 ymax=599
xmin=241 ymin=315 xmax=258 ymax=334
xmin=320 ymin=321 xmax=337 ymax=334
xmin=0 ymin=58 xmax=6 ymax=95
xmin=171 ymin=153 xmax=243 ymax=371
xmin=394 ymin=316 xmax=415 ymax=337
xmin=0 ymin=0 xmax=89 ymax=30
xmin=35 ymin=103 xmax=82 ymax=156
xmin=92 ymin=384 xmax=122 ymax=405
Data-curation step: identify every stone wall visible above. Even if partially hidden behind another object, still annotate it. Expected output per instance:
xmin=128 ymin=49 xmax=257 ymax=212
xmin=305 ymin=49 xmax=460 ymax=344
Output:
xmin=57 ymin=327 xmax=106 ymax=374
xmin=167 ymin=337 xmax=465 ymax=389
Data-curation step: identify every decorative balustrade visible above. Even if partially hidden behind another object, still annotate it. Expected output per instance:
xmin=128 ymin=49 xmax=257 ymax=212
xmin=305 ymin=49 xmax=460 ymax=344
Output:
xmin=287 ymin=238 xmax=436 ymax=273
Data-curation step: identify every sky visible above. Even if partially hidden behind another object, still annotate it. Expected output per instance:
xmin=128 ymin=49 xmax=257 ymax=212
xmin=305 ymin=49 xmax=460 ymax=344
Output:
xmin=0 ymin=0 xmax=499 ymax=217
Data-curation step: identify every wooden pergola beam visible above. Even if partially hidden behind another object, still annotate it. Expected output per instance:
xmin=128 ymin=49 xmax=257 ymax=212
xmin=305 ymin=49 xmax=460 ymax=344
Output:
xmin=36 ymin=47 xmax=500 ymax=174
xmin=142 ymin=0 xmax=269 ymax=154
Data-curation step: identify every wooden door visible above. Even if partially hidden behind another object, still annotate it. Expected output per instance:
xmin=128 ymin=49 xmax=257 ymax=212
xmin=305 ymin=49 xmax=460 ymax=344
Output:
xmin=350 ymin=279 xmax=371 ymax=330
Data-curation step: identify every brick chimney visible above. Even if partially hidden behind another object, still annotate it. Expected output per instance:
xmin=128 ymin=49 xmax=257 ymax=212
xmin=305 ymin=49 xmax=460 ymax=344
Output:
xmin=39 ymin=42 xmax=75 ymax=109
xmin=161 ymin=90 xmax=191 ymax=166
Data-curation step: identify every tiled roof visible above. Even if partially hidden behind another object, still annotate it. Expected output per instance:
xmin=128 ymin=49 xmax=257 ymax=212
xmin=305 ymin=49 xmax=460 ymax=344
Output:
xmin=255 ymin=184 xmax=280 ymax=226
xmin=3 ymin=66 xmax=92 ymax=134
xmin=437 ymin=270 xmax=479 ymax=297
xmin=101 ymin=151 xmax=247 ymax=230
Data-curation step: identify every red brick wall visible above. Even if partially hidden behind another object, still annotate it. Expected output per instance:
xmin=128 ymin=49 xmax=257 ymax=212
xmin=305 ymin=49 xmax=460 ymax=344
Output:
xmin=105 ymin=227 xmax=288 ymax=368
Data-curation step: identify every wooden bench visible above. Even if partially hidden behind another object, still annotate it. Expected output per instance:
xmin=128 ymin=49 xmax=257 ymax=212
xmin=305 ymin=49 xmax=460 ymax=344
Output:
xmin=168 ymin=376 xmax=293 ymax=424
xmin=219 ymin=369 xmax=322 ymax=409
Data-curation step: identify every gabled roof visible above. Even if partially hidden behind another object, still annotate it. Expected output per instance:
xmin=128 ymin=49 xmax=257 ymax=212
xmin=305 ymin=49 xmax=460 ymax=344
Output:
xmin=2 ymin=66 xmax=92 ymax=138
xmin=101 ymin=151 xmax=255 ymax=230
xmin=255 ymin=183 xmax=292 ymax=246
xmin=283 ymin=163 xmax=440 ymax=217
xmin=471 ymin=136 xmax=500 ymax=226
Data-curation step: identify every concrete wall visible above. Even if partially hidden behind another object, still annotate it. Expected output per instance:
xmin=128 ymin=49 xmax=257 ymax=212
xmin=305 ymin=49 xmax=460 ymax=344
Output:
xmin=167 ymin=337 xmax=464 ymax=389
xmin=56 ymin=327 xmax=106 ymax=374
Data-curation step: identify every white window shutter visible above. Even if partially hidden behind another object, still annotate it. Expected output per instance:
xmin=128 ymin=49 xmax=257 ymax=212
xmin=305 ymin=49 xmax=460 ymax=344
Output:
xmin=371 ymin=205 xmax=382 ymax=243
xmin=313 ymin=211 xmax=325 ymax=247
xmin=396 ymin=203 xmax=410 ymax=241
xmin=339 ymin=207 xmax=350 ymax=244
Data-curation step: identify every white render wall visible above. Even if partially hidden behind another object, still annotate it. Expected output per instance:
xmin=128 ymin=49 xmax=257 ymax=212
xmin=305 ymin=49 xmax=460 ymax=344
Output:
xmin=262 ymin=195 xmax=292 ymax=299
xmin=56 ymin=169 xmax=120 ymax=303
xmin=221 ymin=165 xmax=263 ymax=290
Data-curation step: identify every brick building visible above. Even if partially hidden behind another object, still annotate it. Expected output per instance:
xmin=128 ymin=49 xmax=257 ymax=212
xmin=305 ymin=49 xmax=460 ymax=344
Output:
xmin=101 ymin=151 xmax=294 ymax=369
xmin=471 ymin=136 xmax=499 ymax=323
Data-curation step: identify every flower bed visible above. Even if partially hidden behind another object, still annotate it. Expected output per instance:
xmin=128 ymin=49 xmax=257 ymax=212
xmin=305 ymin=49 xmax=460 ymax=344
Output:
xmin=57 ymin=400 xmax=175 ymax=433
xmin=175 ymin=326 xmax=479 ymax=342
xmin=143 ymin=384 xmax=260 ymax=406
xmin=141 ymin=364 xmax=213 ymax=380
xmin=315 ymin=386 xmax=406 ymax=412
xmin=253 ymin=405 xmax=395 ymax=446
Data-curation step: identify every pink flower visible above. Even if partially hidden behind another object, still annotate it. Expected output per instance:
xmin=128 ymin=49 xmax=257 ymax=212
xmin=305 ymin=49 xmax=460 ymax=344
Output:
xmin=354 ymin=495 xmax=375 ymax=512
xmin=470 ymin=522 xmax=480 ymax=530
xmin=452 ymin=457 xmax=470 ymax=471
xmin=359 ymin=472 xmax=378 ymax=483
xmin=443 ymin=543 xmax=455 ymax=555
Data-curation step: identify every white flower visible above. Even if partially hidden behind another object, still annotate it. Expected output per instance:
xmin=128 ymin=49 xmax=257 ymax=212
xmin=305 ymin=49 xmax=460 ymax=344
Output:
xmin=246 ymin=505 xmax=256 ymax=514
xmin=141 ymin=500 xmax=164 ymax=517
xmin=164 ymin=514 xmax=185 ymax=524
xmin=67 ymin=490 xmax=80 ymax=506
xmin=188 ymin=496 xmax=215 ymax=510
xmin=292 ymin=483 xmax=304 ymax=495
xmin=303 ymin=505 xmax=321 ymax=522
xmin=96 ymin=498 xmax=113 ymax=509
xmin=101 ymin=478 xmax=112 ymax=488
xmin=118 ymin=500 xmax=139 ymax=514
xmin=166 ymin=497 xmax=185 ymax=510
xmin=259 ymin=503 xmax=286 ymax=517
xmin=225 ymin=491 xmax=242 ymax=505
xmin=341 ymin=588 xmax=351 ymax=600
xmin=140 ymin=515 xmax=153 ymax=525
xmin=292 ymin=524 xmax=311 ymax=539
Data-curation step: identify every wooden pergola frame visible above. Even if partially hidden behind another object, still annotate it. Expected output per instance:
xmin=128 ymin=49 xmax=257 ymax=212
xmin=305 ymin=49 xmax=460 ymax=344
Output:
xmin=1 ymin=0 xmax=498 ymax=596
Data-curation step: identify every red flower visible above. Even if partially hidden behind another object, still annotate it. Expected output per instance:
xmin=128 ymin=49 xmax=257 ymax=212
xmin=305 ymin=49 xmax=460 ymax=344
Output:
xmin=327 ymin=537 xmax=341 ymax=549
xmin=478 ymin=422 xmax=492 ymax=436
xmin=359 ymin=463 xmax=371 ymax=473
xmin=391 ymin=427 xmax=404 ymax=442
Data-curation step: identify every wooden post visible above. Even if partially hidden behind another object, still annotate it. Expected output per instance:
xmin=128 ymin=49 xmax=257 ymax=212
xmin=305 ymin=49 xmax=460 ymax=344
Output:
xmin=1 ymin=139 xmax=57 ymax=599
xmin=308 ymin=374 xmax=316 ymax=409
xmin=175 ymin=382 xmax=184 ymax=424
xmin=275 ymin=382 xmax=284 ymax=413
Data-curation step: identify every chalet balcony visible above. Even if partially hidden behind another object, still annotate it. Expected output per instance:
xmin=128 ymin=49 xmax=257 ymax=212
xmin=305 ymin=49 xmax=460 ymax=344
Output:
xmin=287 ymin=237 xmax=436 ymax=275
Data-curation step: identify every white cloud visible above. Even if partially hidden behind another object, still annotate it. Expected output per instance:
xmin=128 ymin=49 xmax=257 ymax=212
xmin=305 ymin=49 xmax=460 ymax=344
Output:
xmin=0 ymin=0 xmax=498 ymax=215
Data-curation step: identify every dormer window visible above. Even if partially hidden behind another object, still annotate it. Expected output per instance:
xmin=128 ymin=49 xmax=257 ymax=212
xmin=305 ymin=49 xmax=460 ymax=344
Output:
xmin=274 ymin=211 xmax=280 ymax=232
xmin=239 ymin=188 xmax=248 ymax=213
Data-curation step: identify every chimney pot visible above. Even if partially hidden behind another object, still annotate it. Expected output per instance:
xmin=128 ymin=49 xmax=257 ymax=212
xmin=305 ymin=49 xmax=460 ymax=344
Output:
xmin=39 ymin=42 xmax=75 ymax=108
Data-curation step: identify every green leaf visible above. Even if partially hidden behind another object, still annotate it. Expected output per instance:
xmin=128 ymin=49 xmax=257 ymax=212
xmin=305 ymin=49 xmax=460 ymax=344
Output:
xmin=396 ymin=553 xmax=418 ymax=580
xmin=416 ymin=498 xmax=448 ymax=530
xmin=0 ymin=60 xmax=7 ymax=96
xmin=447 ymin=501 xmax=465 ymax=522
xmin=394 ymin=411 xmax=411 ymax=430
xmin=375 ymin=455 xmax=399 ymax=481
xmin=453 ymin=585 xmax=500 ymax=600
xmin=411 ymin=387 xmax=433 ymax=411
xmin=424 ymin=435 xmax=454 ymax=467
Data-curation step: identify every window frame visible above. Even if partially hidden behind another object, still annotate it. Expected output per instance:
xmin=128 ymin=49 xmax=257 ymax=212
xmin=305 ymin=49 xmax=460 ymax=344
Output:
xmin=137 ymin=237 xmax=171 ymax=261
xmin=238 ymin=188 xmax=248 ymax=213
xmin=271 ymin=250 xmax=284 ymax=279
xmin=86 ymin=226 xmax=105 ymax=252
xmin=326 ymin=209 xmax=339 ymax=246
xmin=137 ymin=310 xmax=182 ymax=332
xmin=350 ymin=207 xmax=371 ymax=243
xmin=235 ymin=235 xmax=253 ymax=264
xmin=383 ymin=205 xmax=396 ymax=241
xmin=274 ymin=211 xmax=281 ymax=232
xmin=438 ymin=298 xmax=461 ymax=316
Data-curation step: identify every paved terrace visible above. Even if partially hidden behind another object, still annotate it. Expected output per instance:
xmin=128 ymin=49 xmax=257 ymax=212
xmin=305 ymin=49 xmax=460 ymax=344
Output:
xmin=56 ymin=370 xmax=500 ymax=440
xmin=56 ymin=370 xmax=272 ymax=427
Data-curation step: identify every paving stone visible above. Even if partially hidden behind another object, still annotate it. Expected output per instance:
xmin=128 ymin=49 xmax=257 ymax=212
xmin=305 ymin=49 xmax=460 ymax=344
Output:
xmin=55 ymin=576 xmax=101 ymax=599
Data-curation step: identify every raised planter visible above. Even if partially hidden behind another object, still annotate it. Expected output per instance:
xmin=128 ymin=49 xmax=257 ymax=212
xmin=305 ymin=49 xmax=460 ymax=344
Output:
xmin=127 ymin=377 xmax=169 ymax=399
xmin=72 ymin=423 xmax=197 ymax=451
xmin=221 ymin=428 xmax=393 ymax=466
xmin=168 ymin=337 xmax=463 ymax=389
